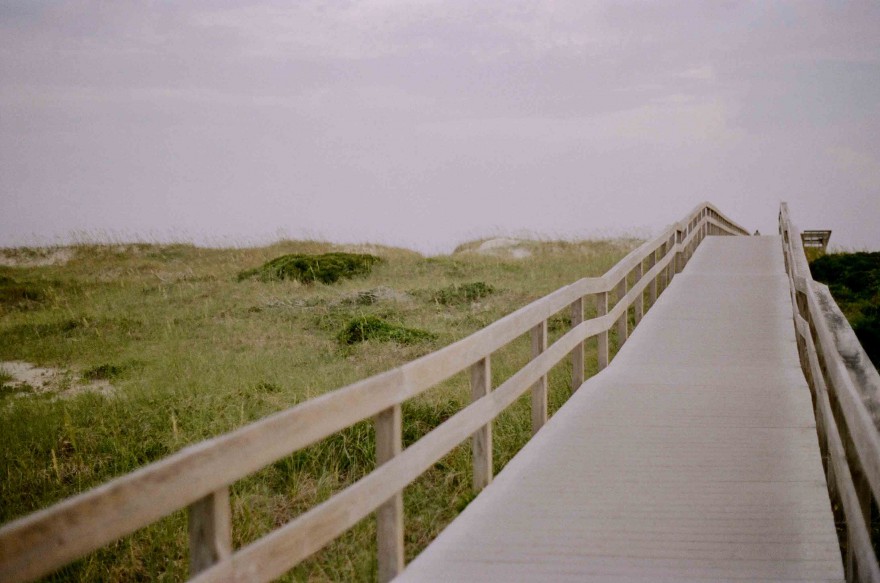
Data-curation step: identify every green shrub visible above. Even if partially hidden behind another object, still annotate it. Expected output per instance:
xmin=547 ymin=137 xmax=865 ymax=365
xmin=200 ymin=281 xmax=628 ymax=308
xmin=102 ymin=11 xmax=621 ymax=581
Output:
xmin=82 ymin=364 xmax=125 ymax=381
xmin=338 ymin=316 xmax=435 ymax=345
xmin=810 ymin=252 xmax=880 ymax=303
xmin=0 ymin=276 xmax=46 ymax=309
xmin=237 ymin=253 xmax=381 ymax=284
xmin=810 ymin=252 xmax=880 ymax=367
xmin=428 ymin=281 xmax=496 ymax=305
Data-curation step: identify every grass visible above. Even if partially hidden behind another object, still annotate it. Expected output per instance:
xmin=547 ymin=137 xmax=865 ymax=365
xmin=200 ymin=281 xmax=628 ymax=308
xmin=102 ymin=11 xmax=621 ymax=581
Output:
xmin=810 ymin=252 xmax=880 ymax=368
xmin=0 ymin=237 xmax=638 ymax=581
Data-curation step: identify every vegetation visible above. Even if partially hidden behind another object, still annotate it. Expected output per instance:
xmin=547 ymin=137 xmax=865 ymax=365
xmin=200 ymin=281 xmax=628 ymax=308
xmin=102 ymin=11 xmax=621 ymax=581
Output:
xmin=423 ymin=281 xmax=496 ymax=305
xmin=810 ymin=252 xmax=880 ymax=367
xmin=0 ymin=237 xmax=638 ymax=581
xmin=237 ymin=252 xmax=381 ymax=284
xmin=338 ymin=316 xmax=435 ymax=346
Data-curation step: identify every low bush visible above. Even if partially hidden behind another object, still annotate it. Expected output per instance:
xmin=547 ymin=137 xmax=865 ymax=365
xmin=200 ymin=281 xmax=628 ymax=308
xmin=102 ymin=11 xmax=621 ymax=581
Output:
xmin=82 ymin=364 xmax=125 ymax=381
xmin=338 ymin=316 xmax=435 ymax=345
xmin=0 ymin=276 xmax=46 ymax=310
xmin=810 ymin=252 xmax=880 ymax=367
xmin=427 ymin=281 xmax=496 ymax=305
xmin=237 ymin=253 xmax=381 ymax=284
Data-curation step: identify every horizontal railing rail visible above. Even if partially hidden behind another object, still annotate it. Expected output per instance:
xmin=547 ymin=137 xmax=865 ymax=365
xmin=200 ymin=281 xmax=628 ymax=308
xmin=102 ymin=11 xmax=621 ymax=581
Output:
xmin=0 ymin=202 xmax=749 ymax=583
xmin=779 ymin=203 xmax=880 ymax=583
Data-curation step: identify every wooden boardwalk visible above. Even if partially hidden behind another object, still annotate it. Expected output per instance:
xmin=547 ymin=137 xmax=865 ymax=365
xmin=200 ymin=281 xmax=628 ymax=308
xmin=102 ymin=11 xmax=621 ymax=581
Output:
xmin=399 ymin=236 xmax=844 ymax=582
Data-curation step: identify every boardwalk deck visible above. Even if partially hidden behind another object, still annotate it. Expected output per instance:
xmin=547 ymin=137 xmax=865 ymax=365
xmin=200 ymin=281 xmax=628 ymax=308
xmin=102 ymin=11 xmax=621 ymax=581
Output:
xmin=399 ymin=236 xmax=844 ymax=582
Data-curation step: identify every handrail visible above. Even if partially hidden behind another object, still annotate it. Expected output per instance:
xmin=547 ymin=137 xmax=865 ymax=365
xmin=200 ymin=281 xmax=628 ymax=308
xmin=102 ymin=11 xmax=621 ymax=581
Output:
xmin=0 ymin=202 xmax=748 ymax=583
xmin=779 ymin=203 xmax=880 ymax=583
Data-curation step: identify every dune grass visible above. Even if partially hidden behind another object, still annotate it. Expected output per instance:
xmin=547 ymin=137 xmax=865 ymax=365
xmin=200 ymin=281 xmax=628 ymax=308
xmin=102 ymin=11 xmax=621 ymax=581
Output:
xmin=0 ymin=237 xmax=639 ymax=581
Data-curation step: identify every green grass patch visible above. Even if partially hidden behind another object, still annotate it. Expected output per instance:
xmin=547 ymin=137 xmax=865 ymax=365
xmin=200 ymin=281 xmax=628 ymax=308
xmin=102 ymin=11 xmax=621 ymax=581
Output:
xmin=82 ymin=363 xmax=134 ymax=381
xmin=810 ymin=252 xmax=880 ymax=367
xmin=0 ymin=275 xmax=48 ymax=311
xmin=237 ymin=253 xmax=382 ymax=284
xmin=425 ymin=281 xmax=496 ymax=305
xmin=338 ymin=316 xmax=435 ymax=346
xmin=0 ymin=371 xmax=32 ymax=397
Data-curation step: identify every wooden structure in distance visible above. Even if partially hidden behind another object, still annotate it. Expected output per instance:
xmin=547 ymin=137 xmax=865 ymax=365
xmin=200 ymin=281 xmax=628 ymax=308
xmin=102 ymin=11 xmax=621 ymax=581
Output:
xmin=801 ymin=229 xmax=832 ymax=252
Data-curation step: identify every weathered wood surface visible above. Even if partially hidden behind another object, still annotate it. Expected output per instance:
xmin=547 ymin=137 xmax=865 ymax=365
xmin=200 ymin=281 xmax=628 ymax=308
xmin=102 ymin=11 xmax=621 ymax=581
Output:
xmin=399 ymin=236 xmax=843 ymax=582
xmin=187 ymin=488 xmax=232 ymax=576
xmin=375 ymin=405 xmax=404 ymax=583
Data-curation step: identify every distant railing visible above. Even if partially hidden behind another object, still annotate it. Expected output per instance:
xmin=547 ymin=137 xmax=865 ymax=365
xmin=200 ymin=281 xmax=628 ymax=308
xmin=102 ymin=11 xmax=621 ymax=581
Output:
xmin=779 ymin=203 xmax=880 ymax=583
xmin=0 ymin=203 xmax=749 ymax=583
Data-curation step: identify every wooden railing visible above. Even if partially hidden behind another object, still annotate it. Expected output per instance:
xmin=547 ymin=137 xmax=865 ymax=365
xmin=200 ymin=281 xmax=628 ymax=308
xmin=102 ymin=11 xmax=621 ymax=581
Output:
xmin=0 ymin=203 xmax=749 ymax=583
xmin=779 ymin=203 xmax=880 ymax=583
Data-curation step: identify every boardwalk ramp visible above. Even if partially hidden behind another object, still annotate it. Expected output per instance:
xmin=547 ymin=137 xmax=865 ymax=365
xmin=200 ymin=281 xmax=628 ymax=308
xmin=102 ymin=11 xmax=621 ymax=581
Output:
xmin=399 ymin=236 xmax=843 ymax=582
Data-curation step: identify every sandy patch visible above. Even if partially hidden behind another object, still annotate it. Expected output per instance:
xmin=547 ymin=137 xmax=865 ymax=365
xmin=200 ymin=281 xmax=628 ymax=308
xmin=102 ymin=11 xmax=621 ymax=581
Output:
xmin=0 ymin=248 xmax=74 ymax=267
xmin=1 ymin=361 xmax=114 ymax=398
xmin=338 ymin=244 xmax=385 ymax=256
xmin=341 ymin=286 xmax=412 ymax=306
xmin=472 ymin=238 xmax=533 ymax=259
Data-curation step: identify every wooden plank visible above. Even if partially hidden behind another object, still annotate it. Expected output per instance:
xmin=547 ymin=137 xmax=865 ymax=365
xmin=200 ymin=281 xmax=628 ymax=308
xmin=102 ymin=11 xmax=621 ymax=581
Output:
xmin=471 ymin=357 xmax=493 ymax=492
xmin=375 ymin=405 xmax=404 ymax=583
xmin=801 ymin=330 xmax=880 ymax=582
xmin=531 ymin=321 xmax=548 ymax=435
xmin=188 ymin=488 xmax=232 ymax=577
xmin=570 ymin=298 xmax=584 ymax=391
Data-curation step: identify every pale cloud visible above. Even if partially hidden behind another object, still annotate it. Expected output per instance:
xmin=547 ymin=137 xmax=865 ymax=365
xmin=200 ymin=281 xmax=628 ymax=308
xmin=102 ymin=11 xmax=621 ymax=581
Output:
xmin=1 ymin=1 xmax=879 ymax=252
xmin=828 ymin=146 xmax=880 ymax=190
xmin=679 ymin=65 xmax=715 ymax=82
xmin=418 ymin=97 xmax=741 ymax=149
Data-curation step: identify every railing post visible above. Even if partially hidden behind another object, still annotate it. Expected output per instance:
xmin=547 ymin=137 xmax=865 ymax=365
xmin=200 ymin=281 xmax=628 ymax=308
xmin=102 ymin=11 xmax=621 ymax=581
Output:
xmin=648 ymin=249 xmax=658 ymax=306
xmin=658 ymin=242 xmax=668 ymax=293
xmin=188 ymin=487 xmax=232 ymax=577
xmin=847 ymin=458 xmax=873 ymax=582
xmin=530 ymin=321 xmax=548 ymax=435
xmin=633 ymin=262 xmax=644 ymax=325
xmin=615 ymin=277 xmax=628 ymax=348
xmin=596 ymin=292 xmax=609 ymax=370
xmin=375 ymin=405 xmax=404 ymax=582
xmin=470 ymin=357 xmax=492 ymax=491
xmin=675 ymin=229 xmax=684 ymax=274
xmin=570 ymin=297 xmax=584 ymax=391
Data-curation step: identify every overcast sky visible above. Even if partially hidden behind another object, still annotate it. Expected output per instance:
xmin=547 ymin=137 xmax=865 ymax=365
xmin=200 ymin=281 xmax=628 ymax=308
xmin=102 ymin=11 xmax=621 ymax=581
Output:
xmin=1 ymin=1 xmax=878 ymax=253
